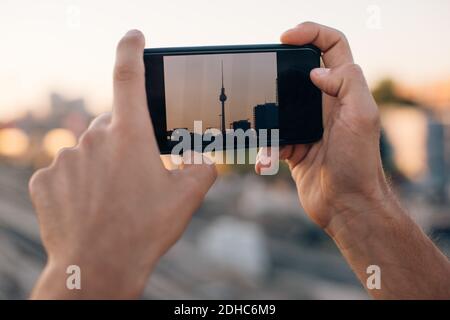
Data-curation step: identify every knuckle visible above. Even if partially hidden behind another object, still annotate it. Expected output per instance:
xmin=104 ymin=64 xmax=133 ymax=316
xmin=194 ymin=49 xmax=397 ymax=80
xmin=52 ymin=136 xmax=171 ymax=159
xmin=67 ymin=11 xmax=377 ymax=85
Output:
xmin=342 ymin=63 xmax=363 ymax=77
xmin=89 ymin=112 xmax=111 ymax=129
xmin=109 ymin=124 xmax=136 ymax=152
xmin=355 ymin=103 xmax=381 ymax=129
xmin=325 ymin=24 xmax=350 ymax=45
xmin=53 ymin=147 xmax=77 ymax=167
xmin=79 ymin=128 xmax=105 ymax=148
xmin=110 ymin=120 xmax=142 ymax=142
xmin=365 ymin=107 xmax=381 ymax=127
xmin=335 ymin=29 xmax=349 ymax=43
xmin=29 ymin=168 xmax=51 ymax=198
xmin=114 ymin=64 xmax=139 ymax=82
xmin=299 ymin=21 xmax=349 ymax=44
xmin=109 ymin=121 xmax=129 ymax=139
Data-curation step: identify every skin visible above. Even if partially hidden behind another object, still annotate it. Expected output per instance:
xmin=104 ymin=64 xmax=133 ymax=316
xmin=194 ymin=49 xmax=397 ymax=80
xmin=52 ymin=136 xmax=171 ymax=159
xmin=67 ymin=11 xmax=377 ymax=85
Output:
xmin=29 ymin=30 xmax=217 ymax=299
xmin=29 ymin=23 xmax=450 ymax=299
xmin=256 ymin=22 xmax=450 ymax=299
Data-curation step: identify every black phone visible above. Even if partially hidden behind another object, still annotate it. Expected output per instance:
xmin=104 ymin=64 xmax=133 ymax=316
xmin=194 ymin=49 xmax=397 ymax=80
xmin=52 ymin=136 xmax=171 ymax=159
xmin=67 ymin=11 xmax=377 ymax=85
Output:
xmin=144 ymin=44 xmax=323 ymax=154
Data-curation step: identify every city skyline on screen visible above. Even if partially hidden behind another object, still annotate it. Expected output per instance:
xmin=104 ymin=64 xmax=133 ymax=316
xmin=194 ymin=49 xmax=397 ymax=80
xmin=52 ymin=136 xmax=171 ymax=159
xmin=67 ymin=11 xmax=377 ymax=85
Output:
xmin=164 ymin=52 xmax=277 ymax=132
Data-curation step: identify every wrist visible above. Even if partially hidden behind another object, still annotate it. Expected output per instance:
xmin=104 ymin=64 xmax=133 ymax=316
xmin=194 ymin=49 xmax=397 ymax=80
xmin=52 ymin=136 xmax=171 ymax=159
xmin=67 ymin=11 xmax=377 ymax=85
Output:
xmin=322 ymin=183 xmax=450 ymax=299
xmin=32 ymin=254 xmax=154 ymax=299
xmin=324 ymin=185 xmax=407 ymax=251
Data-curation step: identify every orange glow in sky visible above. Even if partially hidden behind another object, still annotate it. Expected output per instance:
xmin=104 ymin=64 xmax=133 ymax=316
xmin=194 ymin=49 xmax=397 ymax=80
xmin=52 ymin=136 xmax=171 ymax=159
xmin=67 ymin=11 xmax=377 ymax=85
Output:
xmin=43 ymin=128 xmax=77 ymax=157
xmin=0 ymin=128 xmax=29 ymax=157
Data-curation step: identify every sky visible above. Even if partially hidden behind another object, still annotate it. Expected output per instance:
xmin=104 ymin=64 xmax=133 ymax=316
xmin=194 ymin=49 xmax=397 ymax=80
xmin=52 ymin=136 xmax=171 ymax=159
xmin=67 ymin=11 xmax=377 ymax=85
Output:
xmin=165 ymin=52 xmax=276 ymax=131
xmin=1 ymin=0 xmax=450 ymax=121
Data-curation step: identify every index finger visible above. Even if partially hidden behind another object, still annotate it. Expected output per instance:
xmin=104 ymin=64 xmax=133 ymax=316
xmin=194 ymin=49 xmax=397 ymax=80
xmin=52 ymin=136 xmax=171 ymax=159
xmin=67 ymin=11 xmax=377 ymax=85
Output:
xmin=112 ymin=30 xmax=150 ymax=126
xmin=281 ymin=22 xmax=353 ymax=67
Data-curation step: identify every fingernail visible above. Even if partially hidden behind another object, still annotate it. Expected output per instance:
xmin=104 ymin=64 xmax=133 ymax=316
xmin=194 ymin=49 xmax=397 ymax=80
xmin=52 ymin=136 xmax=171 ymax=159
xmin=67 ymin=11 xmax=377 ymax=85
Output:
xmin=256 ymin=152 xmax=271 ymax=166
xmin=312 ymin=68 xmax=330 ymax=77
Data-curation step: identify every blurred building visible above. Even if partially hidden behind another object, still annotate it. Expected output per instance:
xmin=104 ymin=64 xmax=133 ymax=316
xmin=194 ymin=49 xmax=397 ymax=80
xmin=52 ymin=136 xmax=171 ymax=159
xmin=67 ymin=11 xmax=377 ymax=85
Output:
xmin=13 ymin=93 xmax=91 ymax=136
xmin=426 ymin=114 xmax=448 ymax=204
xmin=0 ymin=93 xmax=93 ymax=167
xmin=48 ymin=93 xmax=90 ymax=136
xmin=199 ymin=216 xmax=269 ymax=279
xmin=381 ymin=104 xmax=428 ymax=180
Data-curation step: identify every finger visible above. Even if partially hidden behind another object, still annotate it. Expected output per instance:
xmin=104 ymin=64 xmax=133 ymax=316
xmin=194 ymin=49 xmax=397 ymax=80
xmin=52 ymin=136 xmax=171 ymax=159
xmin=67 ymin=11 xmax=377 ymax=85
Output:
xmin=310 ymin=64 xmax=369 ymax=100
xmin=112 ymin=30 xmax=149 ymax=126
xmin=88 ymin=112 xmax=112 ymax=130
xmin=255 ymin=147 xmax=269 ymax=175
xmin=255 ymin=145 xmax=310 ymax=174
xmin=179 ymin=151 xmax=217 ymax=197
xmin=255 ymin=147 xmax=286 ymax=175
xmin=285 ymin=144 xmax=311 ymax=170
xmin=279 ymin=145 xmax=294 ymax=160
xmin=310 ymin=64 xmax=379 ymax=126
xmin=281 ymin=22 xmax=353 ymax=67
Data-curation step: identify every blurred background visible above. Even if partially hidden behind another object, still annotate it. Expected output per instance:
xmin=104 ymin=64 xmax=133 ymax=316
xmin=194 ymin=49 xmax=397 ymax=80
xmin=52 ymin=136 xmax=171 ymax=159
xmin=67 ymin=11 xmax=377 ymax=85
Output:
xmin=1 ymin=0 xmax=450 ymax=299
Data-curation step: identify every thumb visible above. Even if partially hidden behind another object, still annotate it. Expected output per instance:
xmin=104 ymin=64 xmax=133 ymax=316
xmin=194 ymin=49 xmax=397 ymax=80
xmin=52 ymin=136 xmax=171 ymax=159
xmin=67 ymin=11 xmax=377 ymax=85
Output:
xmin=179 ymin=151 xmax=217 ymax=197
xmin=310 ymin=64 xmax=380 ymax=128
xmin=310 ymin=63 xmax=370 ymax=100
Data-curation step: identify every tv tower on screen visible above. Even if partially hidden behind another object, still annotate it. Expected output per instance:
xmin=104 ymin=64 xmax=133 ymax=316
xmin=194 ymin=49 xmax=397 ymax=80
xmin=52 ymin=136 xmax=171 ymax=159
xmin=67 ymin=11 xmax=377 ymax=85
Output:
xmin=219 ymin=61 xmax=227 ymax=134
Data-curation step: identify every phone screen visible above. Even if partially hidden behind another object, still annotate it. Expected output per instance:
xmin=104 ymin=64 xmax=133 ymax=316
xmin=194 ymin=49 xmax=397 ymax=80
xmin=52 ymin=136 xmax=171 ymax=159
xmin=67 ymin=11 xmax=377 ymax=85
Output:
xmin=144 ymin=45 xmax=322 ymax=154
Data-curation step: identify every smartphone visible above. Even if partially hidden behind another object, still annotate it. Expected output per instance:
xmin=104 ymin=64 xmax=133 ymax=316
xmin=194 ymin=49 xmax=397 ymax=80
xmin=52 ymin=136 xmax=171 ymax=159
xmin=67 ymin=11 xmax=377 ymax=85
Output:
xmin=144 ymin=44 xmax=323 ymax=154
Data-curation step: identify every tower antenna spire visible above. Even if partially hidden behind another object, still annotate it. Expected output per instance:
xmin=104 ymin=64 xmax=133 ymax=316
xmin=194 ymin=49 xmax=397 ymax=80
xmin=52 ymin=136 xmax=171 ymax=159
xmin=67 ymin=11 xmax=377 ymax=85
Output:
xmin=221 ymin=61 xmax=224 ymax=88
xmin=219 ymin=60 xmax=227 ymax=134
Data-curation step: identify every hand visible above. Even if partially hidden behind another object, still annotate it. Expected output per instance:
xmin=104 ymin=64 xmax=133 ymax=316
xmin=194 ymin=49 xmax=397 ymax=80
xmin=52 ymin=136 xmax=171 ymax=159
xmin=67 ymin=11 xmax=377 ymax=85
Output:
xmin=256 ymin=22 xmax=389 ymax=230
xmin=257 ymin=22 xmax=450 ymax=299
xmin=29 ymin=30 xmax=217 ymax=299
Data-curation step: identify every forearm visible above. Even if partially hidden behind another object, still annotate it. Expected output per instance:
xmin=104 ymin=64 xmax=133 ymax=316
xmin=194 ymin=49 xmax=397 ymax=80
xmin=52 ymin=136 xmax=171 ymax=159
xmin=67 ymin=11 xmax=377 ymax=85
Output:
xmin=326 ymin=192 xmax=450 ymax=299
